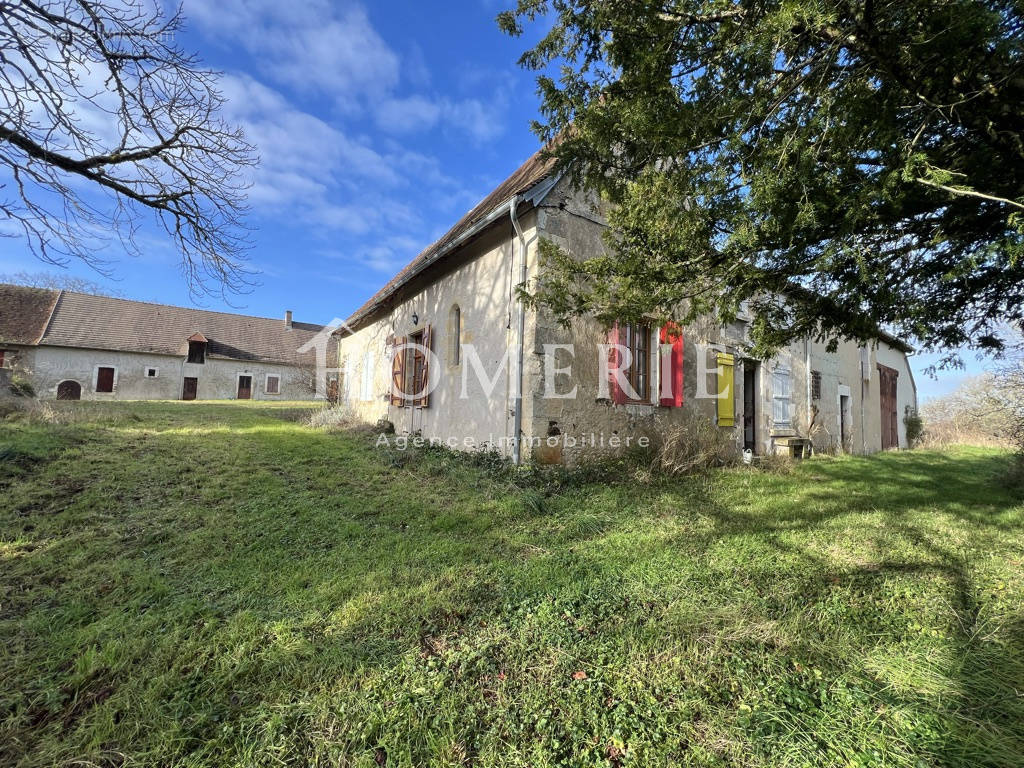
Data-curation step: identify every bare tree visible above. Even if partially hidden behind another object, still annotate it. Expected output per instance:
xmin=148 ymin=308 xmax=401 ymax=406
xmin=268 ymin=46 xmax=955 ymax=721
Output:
xmin=0 ymin=1 xmax=256 ymax=293
xmin=919 ymin=325 xmax=1024 ymax=485
xmin=0 ymin=269 xmax=123 ymax=295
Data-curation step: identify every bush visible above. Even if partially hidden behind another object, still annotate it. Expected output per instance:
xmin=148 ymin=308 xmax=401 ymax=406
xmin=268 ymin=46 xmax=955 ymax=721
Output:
xmin=305 ymin=405 xmax=362 ymax=431
xmin=9 ymin=375 xmax=35 ymax=397
xmin=648 ymin=410 xmax=737 ymax=476
xmin=918 ymin=374 xmax=1016 ymax=449
xmin=904 ymin=407 xmax=924 ymax=447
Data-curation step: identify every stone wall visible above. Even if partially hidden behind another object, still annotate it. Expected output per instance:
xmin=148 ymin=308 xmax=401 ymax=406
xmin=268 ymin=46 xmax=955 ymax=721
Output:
xmin=29 ymin=346 xmax=317 ymax=401
xmin=335 ymin=175 xmax=918 ymax=463
xmin=336 ymin=211 xmax=541 ymax=456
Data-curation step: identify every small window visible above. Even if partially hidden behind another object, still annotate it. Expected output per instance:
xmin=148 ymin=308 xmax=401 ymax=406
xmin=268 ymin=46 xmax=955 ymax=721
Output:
xmin=623 ymin=323 xmax=652 ymax=402
xmin=187 ymin=340 xmax=206 ymax=364
xmin=96 ymin=366 xmax=115 ymax=393
xmin=265 ymin=374 xmax=280 ymax=395
xmin=811 ymin=370 xmax=822 ymax=400
xmin=145 ymin=367 xmax=158 ymax=378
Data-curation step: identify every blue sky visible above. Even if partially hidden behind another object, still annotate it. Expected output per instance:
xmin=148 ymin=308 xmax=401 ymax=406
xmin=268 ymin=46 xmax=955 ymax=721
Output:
xmin=0 ymin=0 xmax=987 ymax=399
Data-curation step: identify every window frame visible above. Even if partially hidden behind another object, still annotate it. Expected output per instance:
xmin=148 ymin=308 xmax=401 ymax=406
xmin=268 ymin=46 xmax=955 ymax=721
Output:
xmin=145 ymin=366 xmax=159 ymax=379
xmin=406 ymin=329 xmax=426 ymax=401
xmin=264 ymin=373 xmax=281 ymax=395
xmin=0 ymin=349 xmax=7 ymax=368
xmin=811 ymin=370 xmax=822 ymax=401
xmin=622 ymin=323 xmax=653 ymax=404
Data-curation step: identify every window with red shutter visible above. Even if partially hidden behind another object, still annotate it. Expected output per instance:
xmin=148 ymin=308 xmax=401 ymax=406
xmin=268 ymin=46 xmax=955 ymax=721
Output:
xmin=607 ymin=322 xmax=654 ymax=404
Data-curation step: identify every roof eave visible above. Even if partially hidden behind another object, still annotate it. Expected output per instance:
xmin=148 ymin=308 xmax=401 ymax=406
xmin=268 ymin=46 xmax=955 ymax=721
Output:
xmin=345 ymin=170 xmax=563 ymax=331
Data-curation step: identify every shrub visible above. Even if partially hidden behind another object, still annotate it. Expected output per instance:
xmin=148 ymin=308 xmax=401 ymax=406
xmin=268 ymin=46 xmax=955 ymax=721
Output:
xmin=305 ymin=405 xmax=362 ymax=432
xmin=648 ymin=410 xmax=737 ymax=476
xmin=904 ymin=407 xmax=924 ymax=447
xmin=918 ymin=374 xmax=1016 ymax=449
xmin=8 ymin=375 xmax=35 ymax=397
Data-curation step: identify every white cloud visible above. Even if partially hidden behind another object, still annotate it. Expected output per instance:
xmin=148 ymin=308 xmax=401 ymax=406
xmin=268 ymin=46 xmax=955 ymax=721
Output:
xmin=186 ymin=0 xmax=510 ymax=142
xmin=373 ymin=94 xmax=508 ymax=144
xmin=446 ymin=98 xmax=506 ymax=143
xmin=375 ymin=96 xmax=442 ymax=134
xmin=215 ymin=75 xmax=426 ymax=232
xmin=185 ymin=0 xmax=399 ymax=107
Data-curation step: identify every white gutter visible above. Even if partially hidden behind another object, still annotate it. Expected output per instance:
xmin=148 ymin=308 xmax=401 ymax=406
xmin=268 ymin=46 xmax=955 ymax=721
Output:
xmin=347 ymin=172 xmax=563 ymax=331
xmin=805 ymin=338 xmax=812 ymax=437
xmin=509 ymin=194 xmax=527 ymax=465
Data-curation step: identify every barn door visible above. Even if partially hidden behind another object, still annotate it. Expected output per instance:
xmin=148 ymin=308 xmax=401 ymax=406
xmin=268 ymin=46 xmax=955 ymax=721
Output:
xmin=182 ymin=377 xmax=198 ymax=400
xmin=878 ymin=364 xmax=899 ymax=449
xmin=237 ymin=375 xmax=252 ymax=400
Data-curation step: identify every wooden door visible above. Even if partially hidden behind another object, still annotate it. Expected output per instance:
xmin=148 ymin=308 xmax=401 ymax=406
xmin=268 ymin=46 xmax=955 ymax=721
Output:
xmin=878 ymin=365 xmax=899 ymax=449
xmin=96 ymin=367 xmax=115 ymax=393
xmin=743 ymin=364 xmax=756 ymax=451
xmin=182 ymin=377 xmax=198 ymax=400
xmin=237 ymin=375 xmax=252 ymax=400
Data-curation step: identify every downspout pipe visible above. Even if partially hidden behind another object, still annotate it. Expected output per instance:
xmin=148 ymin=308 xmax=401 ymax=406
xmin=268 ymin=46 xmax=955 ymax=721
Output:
xmin=510 ymin=195 xmax=527 ymax=465
xmin=805 ymin=338 xmax=812 ymax=447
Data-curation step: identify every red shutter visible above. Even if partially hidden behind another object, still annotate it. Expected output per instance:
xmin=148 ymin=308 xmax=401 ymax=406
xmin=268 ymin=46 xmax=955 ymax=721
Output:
xmin=659 ymin=323 xmax=684 ymax=407
xmin=415 ymin=325 xmax=432 ymax=408
xmin=607 ymin=322 xmax=626 ymax=405
xmin=390 ymin=336 xmax=406 ymax=406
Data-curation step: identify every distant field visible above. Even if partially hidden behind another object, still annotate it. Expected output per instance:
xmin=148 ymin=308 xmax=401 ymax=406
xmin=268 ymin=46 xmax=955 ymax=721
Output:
xmin=1 ymin=401 xmax=1022 ymax=767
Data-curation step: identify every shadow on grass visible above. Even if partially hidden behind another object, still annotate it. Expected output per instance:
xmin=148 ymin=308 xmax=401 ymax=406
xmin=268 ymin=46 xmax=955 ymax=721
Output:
xmin=2 ymin=403 xmax=1023 ymax=766
xmin=672 ymin=453 xmax=1024 ymax=766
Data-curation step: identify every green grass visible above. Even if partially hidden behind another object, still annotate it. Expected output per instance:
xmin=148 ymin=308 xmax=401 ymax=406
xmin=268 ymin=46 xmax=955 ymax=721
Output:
xmin=1 ymin=401 xmax=1023 ymax=767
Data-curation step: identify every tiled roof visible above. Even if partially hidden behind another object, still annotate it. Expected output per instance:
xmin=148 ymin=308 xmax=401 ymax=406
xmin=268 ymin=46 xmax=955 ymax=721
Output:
xmin=0 ymin=284 xmax=334 ymax=366
xmin=345 ymin=147 xmax=556 ymax=328
xmin=0 ymin=284 xmax=59 ymax=345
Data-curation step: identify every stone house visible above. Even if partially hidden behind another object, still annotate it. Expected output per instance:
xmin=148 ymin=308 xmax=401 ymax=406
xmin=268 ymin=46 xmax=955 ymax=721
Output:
xmin=336 ymin=149 xmax=919 ymax=463
xmin=0 ymin=284 xmax=334 ymax=401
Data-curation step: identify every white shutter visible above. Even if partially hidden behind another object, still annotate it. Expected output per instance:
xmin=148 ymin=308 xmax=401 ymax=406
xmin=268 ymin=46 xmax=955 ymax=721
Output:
xmin=772 ymin=367 xmax=792 ymax=428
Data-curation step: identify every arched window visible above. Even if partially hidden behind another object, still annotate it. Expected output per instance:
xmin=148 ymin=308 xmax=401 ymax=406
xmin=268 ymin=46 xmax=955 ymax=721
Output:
xmin=449 ymin=304 xmax=461 ymax=365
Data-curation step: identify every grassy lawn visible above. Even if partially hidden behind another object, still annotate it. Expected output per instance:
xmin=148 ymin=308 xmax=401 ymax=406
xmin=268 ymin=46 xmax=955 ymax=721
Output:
xmin=2 ymin=401 xmax=1023 ymax=767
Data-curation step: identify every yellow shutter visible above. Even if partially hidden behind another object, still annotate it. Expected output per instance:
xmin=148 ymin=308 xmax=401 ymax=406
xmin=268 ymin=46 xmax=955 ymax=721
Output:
xmin=717 ymin=352 xmax=735 ymax=427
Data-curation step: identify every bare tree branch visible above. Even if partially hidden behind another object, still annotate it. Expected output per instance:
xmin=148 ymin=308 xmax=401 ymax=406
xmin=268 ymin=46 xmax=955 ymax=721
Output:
xmin=0 ymin=0 xmax=257 ymax=295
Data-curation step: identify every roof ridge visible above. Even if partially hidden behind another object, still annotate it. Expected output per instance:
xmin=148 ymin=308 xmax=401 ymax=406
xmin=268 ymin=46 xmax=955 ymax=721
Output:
xmin=52 ymin=288 xmax=327 ymax=328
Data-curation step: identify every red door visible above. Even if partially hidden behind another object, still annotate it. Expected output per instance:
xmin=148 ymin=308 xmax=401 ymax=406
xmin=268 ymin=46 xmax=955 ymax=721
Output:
xmin=878 ymin=365 xmax=899 ymax=449
xmin=182 ymin=377 xmax=198 ymax=400
xmin=237 ymin=375 xmax=252 ymax=400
